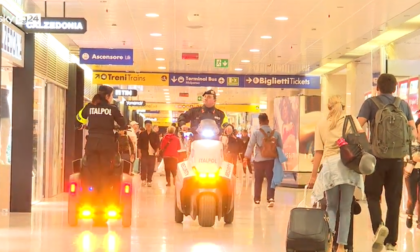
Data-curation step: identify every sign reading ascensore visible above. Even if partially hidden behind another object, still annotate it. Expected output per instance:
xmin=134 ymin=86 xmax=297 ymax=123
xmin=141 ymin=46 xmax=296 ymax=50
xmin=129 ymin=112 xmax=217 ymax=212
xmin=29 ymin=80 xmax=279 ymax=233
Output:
xmin=93 ymin=72 xmax=169 ymax=86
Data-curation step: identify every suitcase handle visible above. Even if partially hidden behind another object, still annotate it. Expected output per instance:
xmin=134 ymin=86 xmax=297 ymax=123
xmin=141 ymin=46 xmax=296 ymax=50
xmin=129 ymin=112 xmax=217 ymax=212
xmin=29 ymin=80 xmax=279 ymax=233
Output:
xmin=298 ymin=185 xmax=320 ymax=208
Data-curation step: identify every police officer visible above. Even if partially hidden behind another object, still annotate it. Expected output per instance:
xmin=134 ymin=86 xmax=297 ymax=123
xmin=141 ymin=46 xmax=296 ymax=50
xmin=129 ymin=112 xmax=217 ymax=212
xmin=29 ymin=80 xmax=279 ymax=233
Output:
xmin=177 ymin=89 xmax=228 ymax=134
xmin=75 ymin=85 xmax=127 ymax=202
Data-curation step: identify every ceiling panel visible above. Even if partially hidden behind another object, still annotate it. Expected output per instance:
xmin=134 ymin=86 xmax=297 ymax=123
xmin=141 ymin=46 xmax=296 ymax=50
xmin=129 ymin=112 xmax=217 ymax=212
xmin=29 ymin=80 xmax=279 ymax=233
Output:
xmin=22 ymin=0 xmax=420 ymax=101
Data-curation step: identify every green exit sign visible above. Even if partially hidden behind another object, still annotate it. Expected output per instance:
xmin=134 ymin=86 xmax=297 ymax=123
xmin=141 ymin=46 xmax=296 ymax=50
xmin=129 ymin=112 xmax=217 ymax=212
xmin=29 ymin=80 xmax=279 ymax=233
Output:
xmin=197 ymin=96 xmax=202 ymax=102
xmin=215 ymin=59 xmax=228 ymax=68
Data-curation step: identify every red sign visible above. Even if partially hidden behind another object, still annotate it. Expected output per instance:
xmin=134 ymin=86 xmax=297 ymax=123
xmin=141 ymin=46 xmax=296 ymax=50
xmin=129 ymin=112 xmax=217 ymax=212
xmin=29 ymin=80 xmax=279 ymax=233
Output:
xmin=179 ymin=93 xmax=189 ymax=97
xmin=408 ymin=77 xmax=418 ymax=115
xmin=182 ymin=53 xmax=199 ymax=60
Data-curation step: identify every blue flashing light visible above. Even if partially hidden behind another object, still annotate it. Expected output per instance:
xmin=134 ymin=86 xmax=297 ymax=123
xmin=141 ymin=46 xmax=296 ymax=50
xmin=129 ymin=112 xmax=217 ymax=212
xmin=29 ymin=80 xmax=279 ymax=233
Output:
xmin=89 ymin=187 xmax=93 ymax=191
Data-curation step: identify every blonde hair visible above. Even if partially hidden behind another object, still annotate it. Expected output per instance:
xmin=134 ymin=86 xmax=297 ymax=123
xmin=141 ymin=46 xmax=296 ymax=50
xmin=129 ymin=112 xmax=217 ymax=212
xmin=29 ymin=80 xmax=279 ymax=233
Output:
xmin=327 ymin=95 xmax=344 ymax=130
xmin=167 ymin=126 xmax=176 ymax=134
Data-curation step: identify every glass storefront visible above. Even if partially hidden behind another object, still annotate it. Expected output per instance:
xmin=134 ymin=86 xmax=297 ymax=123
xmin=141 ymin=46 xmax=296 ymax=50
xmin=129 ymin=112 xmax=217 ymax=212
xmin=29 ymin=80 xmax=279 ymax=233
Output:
xmin=44 ymin=83 xmax=66 ymax=198
xmin=0 ymin=67 xmax=13 ymax=210
xmin=32 ymin=77 xmax=46 ymax=203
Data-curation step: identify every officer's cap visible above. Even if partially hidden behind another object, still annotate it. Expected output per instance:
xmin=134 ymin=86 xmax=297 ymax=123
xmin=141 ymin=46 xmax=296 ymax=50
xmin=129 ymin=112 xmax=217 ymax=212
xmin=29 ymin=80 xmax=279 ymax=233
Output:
xmin=202 ymin=89 xmax=216 ymax=97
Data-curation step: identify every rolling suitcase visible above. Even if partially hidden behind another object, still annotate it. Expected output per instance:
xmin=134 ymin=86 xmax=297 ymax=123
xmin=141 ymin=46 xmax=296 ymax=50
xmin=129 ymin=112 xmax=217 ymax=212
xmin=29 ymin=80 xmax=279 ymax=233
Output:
xmin=286 ymin=186 xmax=331 ymax=252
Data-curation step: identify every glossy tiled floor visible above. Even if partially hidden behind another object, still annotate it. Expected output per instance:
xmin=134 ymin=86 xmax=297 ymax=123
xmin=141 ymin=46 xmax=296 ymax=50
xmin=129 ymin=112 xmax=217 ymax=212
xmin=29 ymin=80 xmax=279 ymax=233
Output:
xmin=0 ymin=173 xmax=419 ymax=252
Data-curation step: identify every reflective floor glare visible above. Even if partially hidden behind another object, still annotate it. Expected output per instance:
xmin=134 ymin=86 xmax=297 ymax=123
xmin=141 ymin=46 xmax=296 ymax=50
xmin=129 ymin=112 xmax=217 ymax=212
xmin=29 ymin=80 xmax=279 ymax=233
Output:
xmin=0 ymin=175 xmax=418 ymax=252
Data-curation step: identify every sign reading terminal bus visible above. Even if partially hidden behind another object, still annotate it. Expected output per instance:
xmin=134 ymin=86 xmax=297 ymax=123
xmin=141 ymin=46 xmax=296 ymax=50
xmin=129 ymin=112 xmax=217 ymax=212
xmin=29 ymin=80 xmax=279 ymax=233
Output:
xmin=23 ymin=17 xmax=87 ymax=34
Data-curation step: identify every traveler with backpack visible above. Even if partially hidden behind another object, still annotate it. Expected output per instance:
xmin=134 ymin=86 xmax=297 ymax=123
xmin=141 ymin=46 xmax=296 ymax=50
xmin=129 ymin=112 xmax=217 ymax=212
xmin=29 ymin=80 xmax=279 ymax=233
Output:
xmin=357 ymin=73 xmax=417 ymax=252
xmin=117 ymin=129 xmax=135 ymax=163
xmin=244 ymin=113 xmax=282 ymax=207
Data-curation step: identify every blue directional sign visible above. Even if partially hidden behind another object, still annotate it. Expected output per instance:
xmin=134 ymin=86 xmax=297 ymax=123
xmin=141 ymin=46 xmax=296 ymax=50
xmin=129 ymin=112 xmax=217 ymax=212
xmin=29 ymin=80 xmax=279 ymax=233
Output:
xmin=169 ymin=74 xmax=244 ymax=87
xmin=243 ymin=75 xmax=320 ymax=89
xmin=80 ymin=48 xmax=133 ymax=65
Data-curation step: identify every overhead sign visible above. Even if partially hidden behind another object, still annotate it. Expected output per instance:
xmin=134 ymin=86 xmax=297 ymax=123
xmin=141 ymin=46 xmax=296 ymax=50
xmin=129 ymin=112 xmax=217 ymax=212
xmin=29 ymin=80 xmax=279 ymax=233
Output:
xmin=113 ymin=89 xmax=138 ymax=97
xmin=179 ymin=92 xmax=189 ymax=97
xmin=80 ymin=48 xmax=133 ymax=65
xmin=244 ymin=75 xmax=320 ymax=89
xmin=126 ymin=100 xmax=146 ymax=106
xmin=23 ymin=17 xmax=87 ymax=34
xmin=93 ymin=72 xmax=169 ymax=86
xmin=2 ymin=22 xmax=24 ymax=67
xmin=129 ymin=103 xmax=260 ymax=113
xmin=215 ymin=59 xmax=228 ymax=68
xmin=169 ymin=74 xmax=242 ymax=87
xmin=182 ymin=53 xmax=199 ymax=60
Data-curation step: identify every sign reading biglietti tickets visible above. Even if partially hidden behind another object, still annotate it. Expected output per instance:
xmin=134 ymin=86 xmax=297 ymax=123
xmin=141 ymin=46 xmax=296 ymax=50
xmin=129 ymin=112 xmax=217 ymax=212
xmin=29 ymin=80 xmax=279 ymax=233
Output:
xmin=23 ymin=17 xmax=87 ymax=34
xmin=243 ymin=75 xmax=320 ymax=89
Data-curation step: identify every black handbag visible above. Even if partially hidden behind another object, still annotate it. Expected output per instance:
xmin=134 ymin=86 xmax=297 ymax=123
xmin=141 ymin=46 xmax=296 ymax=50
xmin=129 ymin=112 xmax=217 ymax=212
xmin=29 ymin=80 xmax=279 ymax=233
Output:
xmin=339 ymin=115 xmax=371 ymax=174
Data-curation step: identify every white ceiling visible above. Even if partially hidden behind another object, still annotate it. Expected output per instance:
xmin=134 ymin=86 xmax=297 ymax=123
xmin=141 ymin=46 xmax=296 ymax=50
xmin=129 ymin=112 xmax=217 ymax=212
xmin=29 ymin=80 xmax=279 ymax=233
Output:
xmin=25 ymin=0 xmax=420 ymax=75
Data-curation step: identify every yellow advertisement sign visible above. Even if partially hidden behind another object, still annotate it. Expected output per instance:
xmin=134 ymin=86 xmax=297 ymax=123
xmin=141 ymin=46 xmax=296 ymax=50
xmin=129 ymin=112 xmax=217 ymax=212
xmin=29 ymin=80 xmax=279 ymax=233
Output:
xmin=92 ymin=72 xmax=169 ymax=86
xmin=129 ymin=103 xmax=260 ymax=113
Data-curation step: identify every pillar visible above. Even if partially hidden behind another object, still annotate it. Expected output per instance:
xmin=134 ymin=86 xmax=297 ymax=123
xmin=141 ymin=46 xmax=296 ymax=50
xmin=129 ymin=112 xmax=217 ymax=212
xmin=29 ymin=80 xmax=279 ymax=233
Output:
xmin=10 ymin=33 xmax=35 ymax=212
xmin=266 ymin=91 xmax=275 ymax=128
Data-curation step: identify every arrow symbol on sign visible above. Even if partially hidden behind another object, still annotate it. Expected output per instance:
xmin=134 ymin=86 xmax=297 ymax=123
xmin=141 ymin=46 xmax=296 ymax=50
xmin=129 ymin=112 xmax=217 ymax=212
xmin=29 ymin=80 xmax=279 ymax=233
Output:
xmin=222 ymin=61 xmax=227 ymax=66
xmin=95 ymin=74 xmax=100 ymax=79
xmin=171 ymin=77 xmax=177 ymax=83
xmin=246 ymin=77 xmax=252 ymax=84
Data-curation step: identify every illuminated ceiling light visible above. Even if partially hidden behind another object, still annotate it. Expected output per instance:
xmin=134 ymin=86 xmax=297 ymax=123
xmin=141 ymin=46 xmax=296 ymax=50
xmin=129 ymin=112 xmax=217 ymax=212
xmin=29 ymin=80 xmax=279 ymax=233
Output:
xmin=146 ymin=13 xmax=159 ymax=18
xmin=241 ymin=60 xmax=250 ymax=63
xmin=166 ymin=102 xmax=171 ymax=104
xmin=275 ymin=16 xmax=288 ymax=21
xmin=158 ymin=66 xmax=166 ymax=70
xmin=250 ymin=49 xmax=260 ymax=52
xmin=235 ymin=68 xmax=243 ymax=71
xmin=154 ymin=47 xmax=163 ymax=50
xmin=156 ymin=58 xmax=165 ymax=61
xmin=150 ymin=33 xmax=162 ymax=37
xmin=165 ymin=98 xmax=170 ymax=101
xmin=217 ymin=90 xmax=223 ymax=92
xmin=163 ymin=89 xmax=169 ymax=91
xmin=164 ymin=92 xmax=169 ymax=95
xmin=260 ymin=35 xmax=272 ymax=39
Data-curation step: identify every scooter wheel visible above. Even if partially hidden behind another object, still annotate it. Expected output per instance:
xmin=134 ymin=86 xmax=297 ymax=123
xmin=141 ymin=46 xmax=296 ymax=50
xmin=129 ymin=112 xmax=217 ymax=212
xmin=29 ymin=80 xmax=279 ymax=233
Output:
xmin=198 ymin=194 xmax=216 ymax=227
xmin=224 ymin=205 xmax=234 ymax=224
xmin=68 ymin=199 xmax=78 ymax=227
xmin=122 ymin=202 xmax=132 ymax=228
xmin=175 ymin=199 xmax=184 ymax=224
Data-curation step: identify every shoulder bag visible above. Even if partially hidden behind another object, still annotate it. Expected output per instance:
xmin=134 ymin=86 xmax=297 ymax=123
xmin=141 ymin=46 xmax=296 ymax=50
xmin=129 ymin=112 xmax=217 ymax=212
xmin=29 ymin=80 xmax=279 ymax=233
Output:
xmin=339 ymin=115 xmax=371 ymax=174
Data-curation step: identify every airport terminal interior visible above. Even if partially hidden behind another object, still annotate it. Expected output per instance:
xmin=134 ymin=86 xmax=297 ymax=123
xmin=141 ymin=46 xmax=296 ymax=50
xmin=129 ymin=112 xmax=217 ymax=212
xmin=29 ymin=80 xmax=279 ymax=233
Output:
xmin=2 ymin=0 xmax=420 ymax=251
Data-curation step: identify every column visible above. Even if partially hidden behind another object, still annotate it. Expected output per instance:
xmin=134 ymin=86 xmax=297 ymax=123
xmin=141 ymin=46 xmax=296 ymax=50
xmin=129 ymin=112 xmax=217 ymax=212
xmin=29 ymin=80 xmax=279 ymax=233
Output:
xmin=266 ymin=91 xmax=275 ymax=128
xmin=346 ymin=62 xmax=372 ymax=116
xmin=64 ymin=64 xmax=85 ymax=192
xmin=10 ymin=33 xmax=35 ymax=212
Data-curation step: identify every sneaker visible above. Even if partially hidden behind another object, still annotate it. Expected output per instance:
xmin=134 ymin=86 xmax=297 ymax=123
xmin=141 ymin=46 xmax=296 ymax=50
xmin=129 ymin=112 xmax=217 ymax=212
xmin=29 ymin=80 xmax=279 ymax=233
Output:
xmin=407 ymin=215 xmax=413 ymax=229
xmin=385 ymin=243 xmax=397 ymax=251
xmin=268 ymin=199 xmax=274 ymax=207
xmin=254 ymin=200 xmax=260 ymax=205
xmin=166 ymin=183 xmax=170 ymax=187
xmin=372 ymin=224 xmax=389 ymax=252
xmin=141 ymin=180 xmax=146 ymax=186
xmin=147 ymin=182 xmax=152 ymax=187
